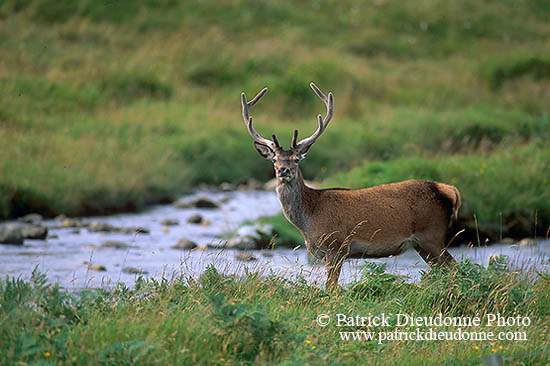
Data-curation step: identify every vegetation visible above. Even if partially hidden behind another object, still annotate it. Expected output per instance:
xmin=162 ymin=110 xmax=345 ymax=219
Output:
xmin=1 ymin=258 xmax=548 ymax=365
xmin=0 ymin=0 xmax=549 ymax=236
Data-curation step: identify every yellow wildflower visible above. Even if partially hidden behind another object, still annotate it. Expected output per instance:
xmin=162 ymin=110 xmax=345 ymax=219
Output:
xmin=311 ymin=346 xmax=316 ymax=350
xmin=305 ymin=340 xmax=311 ymax=344
xmin=56 ymin=328 xmax=61 ymax=333
xmin=474 ymin=346 xmax=479 ymax=350
xmin=491 ymin=348 xmax=496 ymax=353
xmin=44 ymin=352 xmax=51 ymax=357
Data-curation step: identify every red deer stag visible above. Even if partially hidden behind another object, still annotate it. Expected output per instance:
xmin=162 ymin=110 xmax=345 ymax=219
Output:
xmin=240 ymin=82 xmax=460 ymax=289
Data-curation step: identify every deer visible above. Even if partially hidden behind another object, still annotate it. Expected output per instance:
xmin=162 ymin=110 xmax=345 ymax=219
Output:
xmin=240 ymin=82 xmax=461 ymax=290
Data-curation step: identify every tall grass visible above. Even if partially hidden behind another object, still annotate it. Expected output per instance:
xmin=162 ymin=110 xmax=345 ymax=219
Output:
xmin=0 ymin=260 xmax=548 ymax=365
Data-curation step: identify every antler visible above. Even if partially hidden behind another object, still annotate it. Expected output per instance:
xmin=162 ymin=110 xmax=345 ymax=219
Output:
xmin=241 ymin=88 xmax=281 ymax=150
xmin=292 ymin=82 xmax=333 ymax=151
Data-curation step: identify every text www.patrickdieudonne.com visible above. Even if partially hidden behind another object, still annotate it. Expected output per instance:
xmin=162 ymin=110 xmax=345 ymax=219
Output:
xmin=316 ymin=313 xmax=530 ymax=344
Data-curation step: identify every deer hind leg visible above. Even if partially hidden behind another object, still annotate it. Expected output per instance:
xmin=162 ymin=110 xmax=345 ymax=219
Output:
xmin=414 ymin=234 xmax=456 ymax=268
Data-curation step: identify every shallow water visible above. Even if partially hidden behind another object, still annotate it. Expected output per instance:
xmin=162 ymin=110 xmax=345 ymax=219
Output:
xmin=0 ymin=190 xmax=548 ymax=289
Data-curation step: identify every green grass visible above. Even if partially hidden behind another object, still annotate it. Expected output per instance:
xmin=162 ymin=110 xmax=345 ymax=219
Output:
xmin=0 ymin=0 xmax=549 ymax=233
xmin=1 ymin=259 xmax=548 ymax=365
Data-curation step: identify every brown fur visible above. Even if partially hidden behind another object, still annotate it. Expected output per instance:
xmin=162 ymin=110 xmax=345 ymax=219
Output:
xmin=241 ymin=82 xmax=461 ymax=289
xmin=276 ymin=169 xmax=461 ymax=289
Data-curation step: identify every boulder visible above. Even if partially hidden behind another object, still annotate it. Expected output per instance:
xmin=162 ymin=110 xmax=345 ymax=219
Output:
xmin=235 ymin=253 xmax=257 ymax=262
xmin=187 ymin=214 xmax=203 ymax=224
xmin=101 ymin=240 xmax=130 ymax=249
xmin=161 ymin=219 xmax=179 ymax=226
xmin=18 ymin=213 xmax=43 ymax=224
xmin=122 ymin=227 xmax=150 ymax=234
xmin=21 ymin=224 xmax=48 ymax=240
xmin=88 ymin=221 xmax=119 ymax=233
xmin=519 ymin=238 xmax=537 ymax=247
xmin=220 ymin=182 xmax=237 ymax=191
xmin=225 ymin=224 xmax=274 ymax=250
xmin=122 ymin=267 xmax=148 ymax=275
xmin=173 ymin=196 xmax=220 ymax=209
xmin=88 ymin=265 xmax=107 ymax=271
xmin=0 ymin=225 xmax=24 ymax=245
xmin=61 ymin=219 xmax=82 ymax=228
xmin=171 ymin=238 xmax=198 ymax=250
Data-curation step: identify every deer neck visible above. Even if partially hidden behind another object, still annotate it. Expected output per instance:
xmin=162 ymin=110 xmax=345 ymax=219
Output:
xmin=275 ymin=168 xmax=312 ymax=232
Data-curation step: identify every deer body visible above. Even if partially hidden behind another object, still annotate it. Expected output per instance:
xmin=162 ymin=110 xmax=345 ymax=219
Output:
xmin=240 ymin=83 xmax=460 ymax=289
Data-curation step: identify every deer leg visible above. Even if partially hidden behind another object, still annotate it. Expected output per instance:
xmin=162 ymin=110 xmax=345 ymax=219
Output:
xmin=415 ymin=236 xmax=456 ymax=268
xmin=325 ymin=251 xmax=345 ymax=291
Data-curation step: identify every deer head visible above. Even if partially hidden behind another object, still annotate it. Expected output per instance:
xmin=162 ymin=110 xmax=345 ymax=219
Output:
xmin=241 ymin=82 xmax=334 ymax=183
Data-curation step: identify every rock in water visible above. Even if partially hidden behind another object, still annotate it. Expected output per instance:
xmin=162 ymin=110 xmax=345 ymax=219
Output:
xmin=225 ymin=224 xmax=275 ymax=250
xmin=18 ymin=213 xmax=43 ymax=224
xmin=61 ymin=219 xmax=82 ymax=228
xmin=161 ymin=219 xmax=179 ymax=226
xmin=173 ymin=196 xmax=220 ymax=209
xmin=519 ymin=238 xmax=537 ymax=247
xmin=235 ymin=253 xmax=257 ymax=262
xmin=122 ymin=267 xmax=148 ymax=274
xmin=187 ymin=214 xmax=203 ymax=224
xmin=101 ymin=240 xmax=130 ymax=249
xmin=88 ymin=221 xmax=119 ymax=233
xmin=88 ymin=265 xmax=107 ymax=271
xmin=171 ymin=238 xmax=198 ymax=250
xmin=0 ymin=225 xmax=24 ymax=245
xmin=21 ymin=225 xmax=48 ymax=240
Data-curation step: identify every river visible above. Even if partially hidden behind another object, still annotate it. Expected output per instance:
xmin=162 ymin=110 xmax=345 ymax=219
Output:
xmin=0 ymin=189 xmax=548 ymax=289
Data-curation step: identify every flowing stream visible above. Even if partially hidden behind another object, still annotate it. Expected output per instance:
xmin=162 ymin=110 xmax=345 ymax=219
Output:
xmin=0 ymin=189 xmax=548 ymax=289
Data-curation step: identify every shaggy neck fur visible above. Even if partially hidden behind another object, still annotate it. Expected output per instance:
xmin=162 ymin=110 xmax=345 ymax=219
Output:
xmin=275 ymin=168 xmax=312 ymax=232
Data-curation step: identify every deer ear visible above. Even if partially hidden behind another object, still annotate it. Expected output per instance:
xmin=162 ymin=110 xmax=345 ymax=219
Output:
xmin=253 ymin=141 xmax=275 ymax=160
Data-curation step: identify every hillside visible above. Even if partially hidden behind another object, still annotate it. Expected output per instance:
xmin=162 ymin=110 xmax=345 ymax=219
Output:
xmin=1 ymin=0 xmax=549 ymax=237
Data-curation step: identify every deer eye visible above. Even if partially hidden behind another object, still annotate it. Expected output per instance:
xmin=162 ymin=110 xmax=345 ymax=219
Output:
xmin=295 ymin=158 xmax=300 ymax=163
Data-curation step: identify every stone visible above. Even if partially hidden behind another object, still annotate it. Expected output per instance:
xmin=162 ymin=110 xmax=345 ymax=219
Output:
xmin=161 ymin=219 xmax=179 ymax=226
xmin=88 ymin=221 xmax=119 ymax=233
xmin=101 ymin=240 xmax=130 ymax=249
xmin=122 ymin=267 xmax=148 ymax=275
xmin=21 ymin=224 xmax=48 ymax=240
xmin=0 ymin=225 xmax=24 ymax=245
xmin=18 ymin=213 xmax=43 ymax=224
xmin=224 ymin=224 xmax=274 ymax=250
xmin=519 ymin=238 xmax=537 ymax=247
xmin=225 ymin=237 xmax=257 ymax=250
xmin=187 ymin=214 xmax=203 ymax=224
xmin=88 ymin=265 xmax=107 ymax=271
xmin=123 ymin=227 xmax=150 ymax=234
xmin=235 ymin=253 xmax=257 ymax=262
xmin=47 ymin=234 xmax=59 ymax=239
xmin=500 ymin=237 xmax=515 ymax=245
xmin=171 ymin=238 xmax=198 ymax=250
xmin=173 ymin=196 xmax=220 ymax=209
xmin=61 ymin=219 xmax=82 ymax=228
xmin=220 ymin=182 xmax=236 ymax=191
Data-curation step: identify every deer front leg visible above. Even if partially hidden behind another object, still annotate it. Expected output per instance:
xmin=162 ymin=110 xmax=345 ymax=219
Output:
xmin=325 ymin=251 xmax=344 ymax=291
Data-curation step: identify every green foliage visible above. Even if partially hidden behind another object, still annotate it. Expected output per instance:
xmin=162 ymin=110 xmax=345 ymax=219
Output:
xmin=490 ymin=57 xmax=550 ymax=90
xmin=0 ymin=265 xmax=547 ymax=365
xmin=0 ymin=0 xmax=549 ymax=229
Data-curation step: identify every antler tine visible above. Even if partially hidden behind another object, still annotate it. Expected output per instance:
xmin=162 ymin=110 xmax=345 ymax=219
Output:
xmin=241 ymin=88 xmax=279 ymax=149
xmin=291 ymin=129 xmax=299 ymax=148
xmin=294 ymin=82 xmax=334 ymax=152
